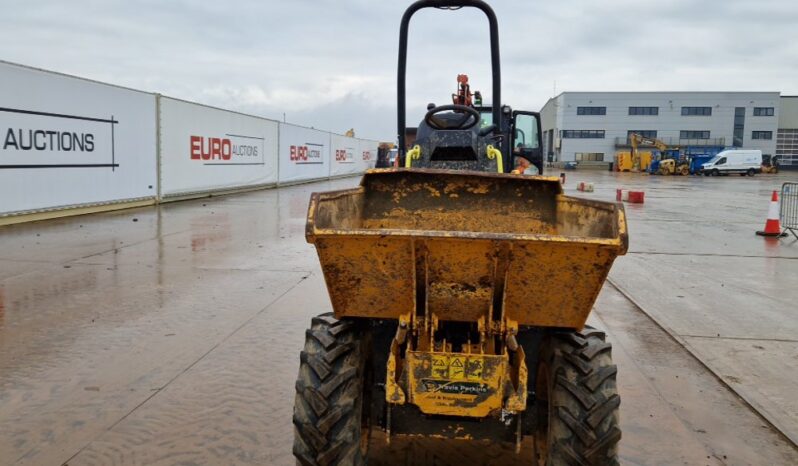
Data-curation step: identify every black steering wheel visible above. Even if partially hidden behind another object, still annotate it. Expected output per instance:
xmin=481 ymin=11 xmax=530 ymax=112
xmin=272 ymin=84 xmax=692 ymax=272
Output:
xmin=424 ymin=104 xmax=481 ymax=130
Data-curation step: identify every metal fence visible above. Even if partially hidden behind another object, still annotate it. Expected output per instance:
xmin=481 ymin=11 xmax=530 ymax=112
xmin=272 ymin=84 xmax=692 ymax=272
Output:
xmin=781 ymin=182 xmax=798 ymax=238
xmin=613 ymin=136 xmax=726 ymax=147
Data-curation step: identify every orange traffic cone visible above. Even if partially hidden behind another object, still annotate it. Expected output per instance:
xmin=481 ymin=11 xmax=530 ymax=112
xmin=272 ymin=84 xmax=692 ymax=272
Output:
xmin=756 ymin=190 xmax=787 ymax=237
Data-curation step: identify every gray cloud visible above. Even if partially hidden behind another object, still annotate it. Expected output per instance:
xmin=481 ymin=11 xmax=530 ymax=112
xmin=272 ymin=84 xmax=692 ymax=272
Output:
xmin=1 ymin=0 xmax=796 ymax=141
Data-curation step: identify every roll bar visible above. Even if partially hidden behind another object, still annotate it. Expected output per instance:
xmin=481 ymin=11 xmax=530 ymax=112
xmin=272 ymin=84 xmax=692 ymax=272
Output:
xmin=397 ymin=0 xmax=502 ymax=156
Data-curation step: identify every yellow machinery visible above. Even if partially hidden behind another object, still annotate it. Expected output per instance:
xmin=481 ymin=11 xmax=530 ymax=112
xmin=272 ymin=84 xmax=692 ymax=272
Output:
xmin=629 ymin=133 xmax=667 ymax=172
xmin=658 ymin=158 xmax=690 ymax=176
xmin=615 ymin=150 xmax=652 ymax=172
xmin=640 ymin=151 xmax=653 ymax=170
xmin=293 ymin=2 xmax=626 ymax=465
xmin=761 ymin=155 xmax=780 ymax=174
xmin=298 ymin=170 xmax=627 ymax=464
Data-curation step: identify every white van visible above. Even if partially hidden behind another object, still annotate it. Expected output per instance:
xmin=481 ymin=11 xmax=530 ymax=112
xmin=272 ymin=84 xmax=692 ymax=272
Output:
xmin=701 ymin=149 xmax=762 ymax=176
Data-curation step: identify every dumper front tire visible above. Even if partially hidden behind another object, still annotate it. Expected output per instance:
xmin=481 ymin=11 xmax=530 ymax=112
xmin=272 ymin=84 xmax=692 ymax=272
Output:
xmin=535 ymin=326 xmax=621 ymax=466
xmin=293 ymin=313 xmax=370 ymax=466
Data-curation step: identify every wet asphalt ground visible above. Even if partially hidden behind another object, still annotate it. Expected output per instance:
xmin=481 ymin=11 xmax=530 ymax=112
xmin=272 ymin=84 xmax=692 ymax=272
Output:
xmin=0 ymin=170 xmax=797 ymax=465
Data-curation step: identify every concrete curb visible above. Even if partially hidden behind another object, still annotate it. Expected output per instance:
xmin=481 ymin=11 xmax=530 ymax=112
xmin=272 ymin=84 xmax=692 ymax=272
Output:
xmin=607 ymin=277 xmax=798 ymax=449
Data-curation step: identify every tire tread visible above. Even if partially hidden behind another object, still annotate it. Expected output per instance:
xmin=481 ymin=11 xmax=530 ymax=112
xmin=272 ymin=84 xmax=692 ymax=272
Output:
xmin=544 ymin=326 xmax=621 ymax=465
xmin=293 ymin=313 xmax=366 ymax=466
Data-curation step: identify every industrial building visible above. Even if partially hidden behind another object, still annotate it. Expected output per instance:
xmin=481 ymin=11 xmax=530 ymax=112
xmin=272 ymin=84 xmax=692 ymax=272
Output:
xmin=540 ymin=92 xmax=783 ymax=166
xmin=777 ymin=96 xmax=798 ymax=168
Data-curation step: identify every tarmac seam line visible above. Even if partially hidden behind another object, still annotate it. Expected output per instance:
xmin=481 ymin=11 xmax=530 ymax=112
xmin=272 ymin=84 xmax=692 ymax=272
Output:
xmin=680 ymin=334 xmax=798 ymax=343
xmin=0 ymin=258 xmax=55 ymax=263
xmin=627 ymin=251 xmax=798 ymax=259
xmin=589 ymin=310 xmax=720 ymax=460
xmin=607 ymin=277 xmax=798 ymax=450
xmin=72 ymin=227 xmax=190 ymax=263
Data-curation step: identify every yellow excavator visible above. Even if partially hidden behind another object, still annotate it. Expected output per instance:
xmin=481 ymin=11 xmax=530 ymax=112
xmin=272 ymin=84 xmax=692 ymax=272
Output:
xmin=628 ymin=133 xmax=666 ymax=172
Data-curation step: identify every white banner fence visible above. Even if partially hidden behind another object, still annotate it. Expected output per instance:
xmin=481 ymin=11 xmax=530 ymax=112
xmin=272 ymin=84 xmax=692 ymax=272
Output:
xmin=0 ymin=61 xmax=157 ymax=216
xmin=0 ymin=61 xmax=382 ymax=219
xmin=278 ymin=123 xmax=332 ymax=185
xmin=159 ymin=97 xmax=280 ymax=198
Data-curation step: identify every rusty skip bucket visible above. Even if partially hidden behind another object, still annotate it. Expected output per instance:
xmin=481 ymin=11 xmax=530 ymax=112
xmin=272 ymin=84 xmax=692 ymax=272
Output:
xmin=306 ymin=169 xmax=628 ymax=329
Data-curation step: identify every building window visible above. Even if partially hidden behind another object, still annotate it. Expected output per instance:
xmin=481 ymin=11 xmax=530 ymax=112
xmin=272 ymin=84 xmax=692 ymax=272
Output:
xmin=680 ymin=130 xmax=710 ymax=139
xmin=753 ymin=107 xmax=775 ymax=116
xmin=681 ymin=106 xmax=712 ymax=116
xmin=575 ymin=152 xmax=605 ymax=162
xmin=576 ymin=106 xmax=606 ymax=115
xmin=777 ymin=128 xmax=798 ymax=166
xmin=733 ymin=107 xmax=745 ymax=147
xmin=628 ymin=106 xmax=658 ymax=116
xmin=627 ymin=130 xmax=658 ymax=139
xmin=752 ymin=131 xmax=773 ymax=140
xmin=561 ymin=130 xmax=605 ymax=138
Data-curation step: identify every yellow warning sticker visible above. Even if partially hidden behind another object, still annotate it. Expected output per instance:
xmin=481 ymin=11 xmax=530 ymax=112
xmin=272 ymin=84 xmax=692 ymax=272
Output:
xmin=431 ymin=355 xmax=449 ymax=379
xmin=426 ymin=354 xmax=490 ymax=381
xmin=466 ymin=358 xmax=483 ymax=381
xmin=449 ymin=357 xmax=465 ymax=380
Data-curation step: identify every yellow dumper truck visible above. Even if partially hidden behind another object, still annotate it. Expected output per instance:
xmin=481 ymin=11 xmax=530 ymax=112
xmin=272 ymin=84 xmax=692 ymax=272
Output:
xmin=293 ymin=2 xmax=628 ymax=464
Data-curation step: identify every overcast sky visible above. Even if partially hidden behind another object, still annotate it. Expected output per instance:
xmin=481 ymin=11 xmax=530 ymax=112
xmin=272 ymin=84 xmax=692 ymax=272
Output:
xmin=2 ymin=0 xmax=796 ymax=141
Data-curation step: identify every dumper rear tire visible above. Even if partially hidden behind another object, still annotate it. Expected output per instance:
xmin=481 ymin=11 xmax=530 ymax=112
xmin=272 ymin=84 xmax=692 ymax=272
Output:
xmin=293 ymin=313 xmax=370 ymax=466
xmin=535 ymin=326 xmax=620 ymax=466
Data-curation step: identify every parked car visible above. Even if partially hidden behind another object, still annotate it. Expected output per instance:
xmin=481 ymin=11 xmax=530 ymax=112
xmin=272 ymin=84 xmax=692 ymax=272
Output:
xmin=701 ymin=150 xmax=762 ymax=176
